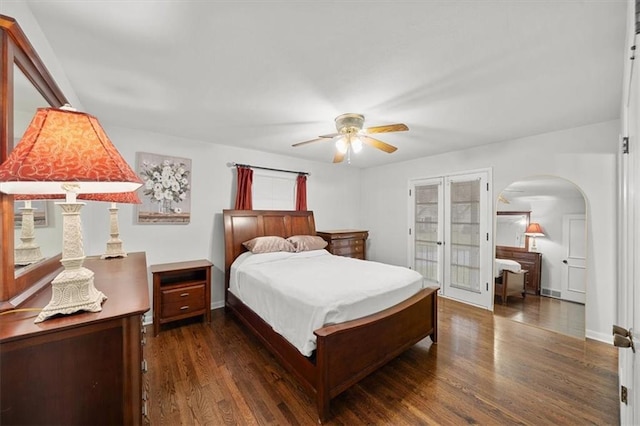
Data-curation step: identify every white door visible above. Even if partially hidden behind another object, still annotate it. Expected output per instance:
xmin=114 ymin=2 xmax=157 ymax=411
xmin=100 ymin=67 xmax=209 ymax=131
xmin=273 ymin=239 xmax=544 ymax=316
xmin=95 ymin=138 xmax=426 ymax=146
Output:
xmin=560 ymin=214 xmax=586 ymax=304
xmin=409 ymin=171 xmax=492 ymax=309
xmin=619 ymin=2 xmax=638 ymax=421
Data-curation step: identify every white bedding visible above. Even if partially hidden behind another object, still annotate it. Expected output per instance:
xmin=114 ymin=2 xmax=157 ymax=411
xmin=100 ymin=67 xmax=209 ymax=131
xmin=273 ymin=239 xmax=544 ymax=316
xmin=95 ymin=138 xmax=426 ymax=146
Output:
xmin=230 ymin=249 xmax=425 ymax=356
xmin=494 ymin=258 xmax=522 ymax=278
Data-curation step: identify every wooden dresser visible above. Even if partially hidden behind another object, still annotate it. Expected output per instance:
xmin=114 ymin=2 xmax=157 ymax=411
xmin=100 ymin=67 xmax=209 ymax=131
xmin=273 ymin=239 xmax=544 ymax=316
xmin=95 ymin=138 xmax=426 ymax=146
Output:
xmin=317 ymin=230 xmax=368 ymax=260
xmin=496 ymin=247 xmax=542 ymax=295
xmin=0 ymin=252 xmax=150 ymax=425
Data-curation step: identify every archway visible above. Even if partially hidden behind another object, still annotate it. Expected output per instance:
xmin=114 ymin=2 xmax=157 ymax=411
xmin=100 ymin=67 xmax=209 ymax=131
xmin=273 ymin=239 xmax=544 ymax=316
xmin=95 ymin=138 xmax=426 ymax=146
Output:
xmin=494 ymin=175 xmax=587 ymax=339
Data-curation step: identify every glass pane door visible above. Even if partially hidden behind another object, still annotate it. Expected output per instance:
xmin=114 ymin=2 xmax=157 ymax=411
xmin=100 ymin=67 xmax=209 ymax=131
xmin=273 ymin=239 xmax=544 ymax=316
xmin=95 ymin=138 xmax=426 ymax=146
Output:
xmin=448 ymin=179 xmax=481 ymax=292
xmin=412 ymin=180 xmax=443 ymax=287
xmin=443 ymin=172 xmax=491 ymax=307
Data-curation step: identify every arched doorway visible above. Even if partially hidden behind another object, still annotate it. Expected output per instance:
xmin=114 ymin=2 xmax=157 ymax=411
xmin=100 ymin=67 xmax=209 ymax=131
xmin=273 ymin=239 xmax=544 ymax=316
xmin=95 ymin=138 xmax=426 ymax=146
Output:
xmin=494 ymin=175 xmax=587 ymax=339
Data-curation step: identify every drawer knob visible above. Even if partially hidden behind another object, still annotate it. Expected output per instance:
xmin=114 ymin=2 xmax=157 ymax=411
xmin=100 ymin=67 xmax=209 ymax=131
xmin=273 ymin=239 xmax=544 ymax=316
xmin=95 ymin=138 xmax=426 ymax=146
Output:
xmin=180 ymin=305 xmax=190 ymax=310
xmin=180 ymin=292 xmax=189 ymax=297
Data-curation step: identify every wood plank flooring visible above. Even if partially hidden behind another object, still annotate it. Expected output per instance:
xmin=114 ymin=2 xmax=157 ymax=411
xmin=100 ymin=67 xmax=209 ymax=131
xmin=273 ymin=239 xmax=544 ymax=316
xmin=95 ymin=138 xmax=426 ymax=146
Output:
xmin=144 ymin=297 xmax=618 ymax=425
xmin=494 ymin=294 xmax=586 ymax=339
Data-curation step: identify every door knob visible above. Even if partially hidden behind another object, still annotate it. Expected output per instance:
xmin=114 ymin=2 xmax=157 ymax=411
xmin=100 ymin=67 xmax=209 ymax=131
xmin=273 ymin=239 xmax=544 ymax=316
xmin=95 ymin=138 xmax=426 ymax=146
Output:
xmin=562 ymin=260 xmax=568 ymax=264
xmin=613 ymin=324 xmax=630 ymax=337
xmin=613 ymin=326 xmax=635 ymax=353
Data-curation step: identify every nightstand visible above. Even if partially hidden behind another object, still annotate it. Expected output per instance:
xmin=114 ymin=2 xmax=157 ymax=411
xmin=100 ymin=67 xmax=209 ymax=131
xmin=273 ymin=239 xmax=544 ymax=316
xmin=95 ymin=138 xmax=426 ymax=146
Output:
xmin=151 ymin=259 xmax=212 ymax=336
xmin=317 ymin=230 xmax=368 ymax=260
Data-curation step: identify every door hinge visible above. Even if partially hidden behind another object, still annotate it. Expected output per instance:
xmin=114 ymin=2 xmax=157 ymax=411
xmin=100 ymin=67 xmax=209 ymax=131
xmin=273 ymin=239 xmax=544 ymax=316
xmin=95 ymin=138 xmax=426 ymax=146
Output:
xmin=623 ymin=137 xmax=629 ymax=154
xmin=486 ymin=182 xmax=489 ymax=191
xmin=409 ymin=228 xmax=412 ymax=235
xmin=486 ymin=282 xmax=489 ymax=291
xmin=621 ymin=385 xmax=628 ymax=405
xmin=409 ymin=189 xmax=412 ymax=196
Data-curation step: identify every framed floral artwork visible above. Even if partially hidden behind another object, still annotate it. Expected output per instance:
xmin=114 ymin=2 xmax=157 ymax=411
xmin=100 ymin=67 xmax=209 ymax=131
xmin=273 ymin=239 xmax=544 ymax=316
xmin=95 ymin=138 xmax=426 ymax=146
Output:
xmin=136 ymin=152 xmax=191 ymax=224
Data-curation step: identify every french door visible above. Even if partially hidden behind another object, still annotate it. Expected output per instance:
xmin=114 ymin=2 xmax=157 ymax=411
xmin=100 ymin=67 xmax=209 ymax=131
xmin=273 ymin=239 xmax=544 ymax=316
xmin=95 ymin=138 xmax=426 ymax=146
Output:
xmin=409 ymin=171 xmax=492 ymax=309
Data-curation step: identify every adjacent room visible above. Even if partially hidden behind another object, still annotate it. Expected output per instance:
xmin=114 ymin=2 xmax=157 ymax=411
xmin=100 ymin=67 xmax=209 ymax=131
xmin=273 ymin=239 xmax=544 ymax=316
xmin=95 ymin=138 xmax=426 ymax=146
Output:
xmin=1 ymin=1 xmax=636 ymax=424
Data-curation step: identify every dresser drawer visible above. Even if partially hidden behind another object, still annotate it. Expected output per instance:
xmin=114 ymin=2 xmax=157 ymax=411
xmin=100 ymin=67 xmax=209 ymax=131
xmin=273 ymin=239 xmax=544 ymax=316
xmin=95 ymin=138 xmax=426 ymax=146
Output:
xmin=160 ymin=284 xmax=205 ymax=318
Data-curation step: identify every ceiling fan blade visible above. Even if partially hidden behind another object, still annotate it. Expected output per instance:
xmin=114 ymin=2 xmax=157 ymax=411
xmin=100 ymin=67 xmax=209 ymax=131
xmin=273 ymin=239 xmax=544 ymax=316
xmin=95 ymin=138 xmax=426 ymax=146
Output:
xmin=319 ymin=132 xmax=340 ymax=138
xmin=360 ymin=135 xmax=398 ymax=153
xmin=292 ymin=137 xmax=328 ymax=147
xmin=333 ymin=150 xmax=346 ymax=163
xmin=364 ymin=123 xmax=409 ymax=134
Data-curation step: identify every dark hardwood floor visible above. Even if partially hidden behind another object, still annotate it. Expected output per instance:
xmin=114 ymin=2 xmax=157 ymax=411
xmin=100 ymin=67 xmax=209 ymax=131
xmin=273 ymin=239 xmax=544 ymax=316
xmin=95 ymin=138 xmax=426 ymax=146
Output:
xmin=144 ymin=297 xmax=618 ymax=425
xmin=494 ymin=294 xmax=586 ymax=339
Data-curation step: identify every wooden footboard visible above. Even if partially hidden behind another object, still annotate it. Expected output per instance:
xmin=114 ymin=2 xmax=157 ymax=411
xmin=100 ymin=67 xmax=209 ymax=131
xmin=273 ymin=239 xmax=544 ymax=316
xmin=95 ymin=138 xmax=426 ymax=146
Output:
xmin=314 ymin=287 xmax=437 ymax=421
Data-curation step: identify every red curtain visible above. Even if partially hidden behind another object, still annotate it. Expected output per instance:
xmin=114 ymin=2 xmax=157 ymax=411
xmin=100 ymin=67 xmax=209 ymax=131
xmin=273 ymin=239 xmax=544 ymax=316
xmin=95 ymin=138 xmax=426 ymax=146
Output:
xmin=296 ymin=174 xmax=307 ymax=211
xmin=234 ymin=166 xmax=253 ymax=209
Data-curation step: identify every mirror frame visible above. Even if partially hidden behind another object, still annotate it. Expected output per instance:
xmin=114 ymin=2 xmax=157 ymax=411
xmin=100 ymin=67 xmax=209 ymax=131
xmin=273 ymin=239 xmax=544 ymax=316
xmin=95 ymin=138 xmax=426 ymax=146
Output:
xmin=1 ymin=14 xmax=68 ymax=310
xmin=496 ymin=210 xmax=531 ymax=252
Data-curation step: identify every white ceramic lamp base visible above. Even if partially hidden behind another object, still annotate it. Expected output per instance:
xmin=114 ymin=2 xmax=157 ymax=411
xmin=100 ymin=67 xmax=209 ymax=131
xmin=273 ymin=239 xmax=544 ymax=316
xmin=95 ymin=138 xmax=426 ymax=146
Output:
xmin=34 ymin=263 xmax=107 ymax=323
xmin=35 ymin=197 xmax=107 ymax=323
xmin=14 ymin=204 xmax=43 ymax=266
xmin=101 ymin=204 xmax=127 ymax=259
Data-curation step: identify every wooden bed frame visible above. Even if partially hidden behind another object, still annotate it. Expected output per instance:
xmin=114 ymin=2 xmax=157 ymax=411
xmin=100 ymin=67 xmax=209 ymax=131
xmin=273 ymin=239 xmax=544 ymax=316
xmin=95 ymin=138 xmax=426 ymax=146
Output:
xmin=223 ymin=209 xmax=438 ymax=422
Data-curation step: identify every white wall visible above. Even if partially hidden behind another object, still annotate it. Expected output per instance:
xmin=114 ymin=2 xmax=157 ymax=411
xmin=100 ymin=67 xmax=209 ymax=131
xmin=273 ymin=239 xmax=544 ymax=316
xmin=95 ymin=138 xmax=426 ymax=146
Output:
xmin=81 ymin=125 xmax=362 ymax=314
xmin=361 ymin=120 xmax=619 ymax=342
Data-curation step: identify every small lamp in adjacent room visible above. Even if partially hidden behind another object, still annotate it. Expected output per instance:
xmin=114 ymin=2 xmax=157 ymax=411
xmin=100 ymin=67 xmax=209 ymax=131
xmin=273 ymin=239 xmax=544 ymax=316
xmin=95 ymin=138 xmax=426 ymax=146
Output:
xmin=0 ymin=106 xmax=142 ymax=323
xmin=525 ymin=222 xmax=545 ymax=252
xmin=79 ymin=191 xmax=141 ymax=259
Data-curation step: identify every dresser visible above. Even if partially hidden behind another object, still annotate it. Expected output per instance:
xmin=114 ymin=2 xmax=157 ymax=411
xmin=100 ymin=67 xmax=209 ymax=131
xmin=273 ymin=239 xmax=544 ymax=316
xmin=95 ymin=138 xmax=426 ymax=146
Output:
xmin=317 ymin=230 xmax=369 ymax=260
xmin=151 ymin=259 xmax=212 ymax=336
xmin=0 ymin=252 xmax=150 ymax=425
xmin=496 ymin=247 xmax=542 ymax=295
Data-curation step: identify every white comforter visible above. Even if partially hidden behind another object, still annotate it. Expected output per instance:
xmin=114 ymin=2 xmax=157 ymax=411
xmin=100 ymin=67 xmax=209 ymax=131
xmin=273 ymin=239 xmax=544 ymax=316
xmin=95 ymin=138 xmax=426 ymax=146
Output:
xmin=230 ymin=249 xmax=425 ymax=356
xmin=494 ymin=258 xmax=522 ymax=278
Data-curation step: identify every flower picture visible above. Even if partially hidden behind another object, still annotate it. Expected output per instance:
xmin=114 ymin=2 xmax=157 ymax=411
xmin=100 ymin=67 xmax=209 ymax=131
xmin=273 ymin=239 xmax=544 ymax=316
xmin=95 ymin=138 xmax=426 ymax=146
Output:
xmin=136 ymin=152 xmax=192 ymax=224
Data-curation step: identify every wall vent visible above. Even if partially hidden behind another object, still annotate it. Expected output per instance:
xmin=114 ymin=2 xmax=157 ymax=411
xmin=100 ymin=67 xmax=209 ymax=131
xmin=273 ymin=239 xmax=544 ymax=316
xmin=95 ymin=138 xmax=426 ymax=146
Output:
xmin=541 ymin=288 xmax=562 ymax=299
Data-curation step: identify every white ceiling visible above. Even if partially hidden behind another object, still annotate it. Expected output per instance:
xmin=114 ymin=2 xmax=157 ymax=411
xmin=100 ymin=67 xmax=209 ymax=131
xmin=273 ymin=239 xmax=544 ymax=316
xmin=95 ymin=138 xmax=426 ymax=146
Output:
xmin=21 ymin=0 xmax=627 ymax=168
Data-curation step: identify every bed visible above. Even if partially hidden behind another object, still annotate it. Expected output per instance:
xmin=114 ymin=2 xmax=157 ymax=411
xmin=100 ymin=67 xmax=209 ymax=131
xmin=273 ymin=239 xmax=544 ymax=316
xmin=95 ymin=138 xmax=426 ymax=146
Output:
xmin=494 ymin=258 xmax=527 ymax=304
xmin=223 ymin=209 xmax=438 ymax=422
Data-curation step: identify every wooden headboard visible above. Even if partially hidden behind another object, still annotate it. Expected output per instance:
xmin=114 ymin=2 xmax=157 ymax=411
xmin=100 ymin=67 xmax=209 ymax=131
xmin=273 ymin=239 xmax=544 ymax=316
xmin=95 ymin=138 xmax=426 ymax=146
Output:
xmin=222 ymin=209 xmax=316 ymax=289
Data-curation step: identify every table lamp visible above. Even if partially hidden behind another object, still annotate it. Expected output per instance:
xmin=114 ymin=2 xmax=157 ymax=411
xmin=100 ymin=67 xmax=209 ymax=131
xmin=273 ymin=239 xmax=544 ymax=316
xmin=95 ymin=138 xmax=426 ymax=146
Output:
xmin=79 ymin=191 xmax=141 ymax=259
xmin=0 ymin=106 xmax=142 ymax=323
xmin=525 ymin=222 xmax=545 ymax=252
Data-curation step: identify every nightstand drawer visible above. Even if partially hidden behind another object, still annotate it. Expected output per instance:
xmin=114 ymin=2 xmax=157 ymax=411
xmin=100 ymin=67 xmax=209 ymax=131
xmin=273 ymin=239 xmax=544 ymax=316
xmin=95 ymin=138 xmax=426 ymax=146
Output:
xmin=160 ymin=284 xmax=205 ymax=318
xmin=331 ymin=239 xmax=364 ymax=249
xmin=332 ymin=245 xmax=364 ymax=257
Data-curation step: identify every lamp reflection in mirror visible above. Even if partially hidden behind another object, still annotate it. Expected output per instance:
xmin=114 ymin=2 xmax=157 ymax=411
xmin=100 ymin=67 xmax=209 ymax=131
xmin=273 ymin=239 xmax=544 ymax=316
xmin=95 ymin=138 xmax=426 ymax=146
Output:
xmin=13 ymin=196 xmax=45 ymax=266
xmin=0 ymin=106 xmax=142 ymax=323
xmin=79 ymin=191 xmax=141 ymax=259
xmin=525 ymin=222 xmax=545 ymax=252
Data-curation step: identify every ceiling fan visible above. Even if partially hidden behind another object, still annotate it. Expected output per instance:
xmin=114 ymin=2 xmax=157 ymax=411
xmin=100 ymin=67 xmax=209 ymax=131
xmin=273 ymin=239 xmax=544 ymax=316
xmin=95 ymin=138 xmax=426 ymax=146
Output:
xmin=292 ymin=113 xmax=409 ymax=163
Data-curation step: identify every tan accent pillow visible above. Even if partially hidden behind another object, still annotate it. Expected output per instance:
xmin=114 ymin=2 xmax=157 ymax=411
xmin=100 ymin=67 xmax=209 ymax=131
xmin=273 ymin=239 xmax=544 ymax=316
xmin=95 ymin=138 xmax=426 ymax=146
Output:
xmin=287 ymin=235 xmax=328 ymax=252
xmin=242 ymin=236 xmax=295 ymax=254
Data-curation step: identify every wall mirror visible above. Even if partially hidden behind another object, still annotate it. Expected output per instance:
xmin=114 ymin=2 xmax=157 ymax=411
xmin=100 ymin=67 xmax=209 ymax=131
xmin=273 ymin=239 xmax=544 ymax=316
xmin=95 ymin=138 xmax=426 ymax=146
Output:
xmin=495 ymin=211 xmax=530 ymax=250
xmin=1 ymin=14 xmax=68 ymax=308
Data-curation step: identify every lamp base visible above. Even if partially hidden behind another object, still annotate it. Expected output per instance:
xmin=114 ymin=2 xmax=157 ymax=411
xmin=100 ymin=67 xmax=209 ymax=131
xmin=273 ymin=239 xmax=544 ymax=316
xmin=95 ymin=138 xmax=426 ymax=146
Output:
xmin=101 ymin=239 xmax=127 ymax=259
xmin=15 ymin=244 xmax=44 ymax=266
xmin=34 ymin=264 xmax=107 ymax=323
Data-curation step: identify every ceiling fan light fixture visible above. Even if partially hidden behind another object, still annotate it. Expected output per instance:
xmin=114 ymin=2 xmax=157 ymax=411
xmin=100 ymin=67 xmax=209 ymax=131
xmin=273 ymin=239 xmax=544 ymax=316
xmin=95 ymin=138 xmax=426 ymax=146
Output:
xmin=351 ymin=136 xmax=363 ymax=153
xmin=335 ymin=137 xmax=348 ymax=154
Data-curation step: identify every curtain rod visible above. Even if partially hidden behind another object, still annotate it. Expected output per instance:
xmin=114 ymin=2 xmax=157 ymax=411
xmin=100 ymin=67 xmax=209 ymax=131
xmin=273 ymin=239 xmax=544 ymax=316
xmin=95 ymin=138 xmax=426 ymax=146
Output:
xmin=230 ymin=162 xmax=310 ymax=176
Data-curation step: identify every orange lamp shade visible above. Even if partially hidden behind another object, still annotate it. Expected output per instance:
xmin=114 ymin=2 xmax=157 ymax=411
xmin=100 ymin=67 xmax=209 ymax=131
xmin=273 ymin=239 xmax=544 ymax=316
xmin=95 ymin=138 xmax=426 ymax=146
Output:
xmin=0 ymin=107 xmax=142 ymax=195
xmin=524 ymin=222 xmax=545 ymax=237
xmin=79 ymin=191 xmax=142 ymax=204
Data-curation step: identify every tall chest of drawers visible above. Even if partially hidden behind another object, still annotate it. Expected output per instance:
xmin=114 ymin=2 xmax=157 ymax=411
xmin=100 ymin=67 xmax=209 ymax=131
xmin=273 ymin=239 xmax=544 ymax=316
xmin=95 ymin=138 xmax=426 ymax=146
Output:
xmin=317 ymin=230 xmax=369 ymax=260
